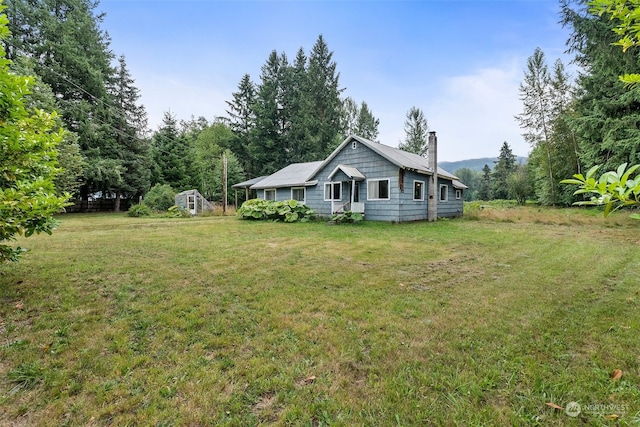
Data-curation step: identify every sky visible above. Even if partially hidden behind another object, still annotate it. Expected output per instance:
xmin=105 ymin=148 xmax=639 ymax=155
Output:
xmin=99 ymin=0 xmax=573 ymax=162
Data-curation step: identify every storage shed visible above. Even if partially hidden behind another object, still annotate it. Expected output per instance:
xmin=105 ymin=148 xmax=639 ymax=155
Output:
xmin=174 ymin=190 xmax=213 ymax=215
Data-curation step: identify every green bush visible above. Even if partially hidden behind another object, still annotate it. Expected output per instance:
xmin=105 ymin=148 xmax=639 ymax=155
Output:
xmin=127 ymin=204 xmax=151 ymax=217
xmin=237 ymin=199 xmax=315 ymax=223
xmin=144 ymin=184 xmax=176 ymax=211
xmin=330 ymin=210 xmax=364 ymax=224
xmin=164 ymin=206 xmax=192 ymax=218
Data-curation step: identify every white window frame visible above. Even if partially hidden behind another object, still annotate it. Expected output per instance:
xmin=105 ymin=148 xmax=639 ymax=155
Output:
xmin=367 ymin=178 xmax=391 ymax=201
xmin=413 ymin=180 xmax=425 ymax=201
xmin=456 ymin=189 xmax=462 ymax=200
xmin=291 ymin=187 xmax=306 ymax=203
xmin=352 ymin=141 xmax=358 ymax=150
xmin=264 ymin=189 xmax=276 ymax=201
xmin=324 ymin=182 xmax=342 ymax=201
xmin=439 ymin=184 xmax=449 ymax=202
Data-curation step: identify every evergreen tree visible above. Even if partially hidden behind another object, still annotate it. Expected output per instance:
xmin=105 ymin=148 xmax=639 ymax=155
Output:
xmin=151 ymin=111 xmax=192 ymax=191
xmin=286 ymin=47 xmax=316 ymax=163
xmin=399 ymin=106 xmax=429 ymax=157
xmin=10 ymin=55 xmax=85 ymax=197
xmin=355 ymin=101 xmax=380 ymax=141
xmin=341 ymin=96 xmax=360 ymax=137
xmin=515 ymin=48 xmax=558 ymax=205
xmin=561 ymin=0 xmax=640 ymax=171
xmin=6 ymin=0 xmax=115 ymax=204
xmin=226 ymin=74 xmax=257 ymax=175
xmin=250 ymin=51 xmax=289 ymax=176
xmin=106 ymin=55 xmax=151 ymax=210
xmin=306 ymin=35 xmax=344 ymax=157
xmin=477 ymin=164 xmax=492 ymax=201
xmin=210 ymin=150 xmax=245 ymax=205
xmin=491 ymin=142 xmax=517 ymax=200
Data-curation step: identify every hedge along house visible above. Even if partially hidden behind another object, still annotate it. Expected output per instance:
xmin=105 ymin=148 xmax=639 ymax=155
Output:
xmin=245 ymin=133 xmax=467 ymax=222
xmin=174 ymin=189 xmax=214 ymax=215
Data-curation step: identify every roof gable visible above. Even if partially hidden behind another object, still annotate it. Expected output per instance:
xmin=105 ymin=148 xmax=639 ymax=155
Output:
xmin=310 ymin=135 xmax=459 ymax=181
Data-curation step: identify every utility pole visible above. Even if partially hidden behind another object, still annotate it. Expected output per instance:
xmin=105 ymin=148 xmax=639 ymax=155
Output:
xmin=222 ymin=153 xmax=228 ymax=215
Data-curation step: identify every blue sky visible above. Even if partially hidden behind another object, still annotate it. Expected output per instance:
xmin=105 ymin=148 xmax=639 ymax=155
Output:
xmin=100 ymin=0 xmax=572 ymax=161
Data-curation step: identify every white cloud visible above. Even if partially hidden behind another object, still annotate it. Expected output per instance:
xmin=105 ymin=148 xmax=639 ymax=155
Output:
xmin=422 ymin=63 xmax=530 ymax=161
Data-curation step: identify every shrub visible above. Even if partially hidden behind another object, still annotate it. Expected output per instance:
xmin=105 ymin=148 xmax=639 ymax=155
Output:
xmin=330 ymin=211 xmax=364 ymax=224
xmin=237 ymin=199 xmax=315 ymax=223
xmin=165 ymin=206 xmax=192 ymax=218
xmin=127 ymin=204 xmax=151 ymax=217
xmin=144 ymin=184 xmax=176 ymax=211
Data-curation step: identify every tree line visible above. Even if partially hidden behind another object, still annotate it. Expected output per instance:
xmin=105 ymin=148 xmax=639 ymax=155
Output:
xmin=3 ymin=0 xmax=436 ymax=211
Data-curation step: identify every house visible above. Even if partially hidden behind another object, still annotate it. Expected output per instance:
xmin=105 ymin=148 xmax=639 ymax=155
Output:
xmin=175 ymin=189 xmax=213 ymax=215
xmin=237 ymin=133 xmax=467 ymax=222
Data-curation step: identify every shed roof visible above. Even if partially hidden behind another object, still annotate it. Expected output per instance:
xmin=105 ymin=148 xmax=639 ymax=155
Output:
xmin=232 ymin=176 xmax=268 ymax=189
xmin=251 ymin=161 xmax=323 ymax=190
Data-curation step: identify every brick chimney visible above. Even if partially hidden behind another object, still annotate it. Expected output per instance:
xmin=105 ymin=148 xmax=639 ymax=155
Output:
xmin=427 ymin=131 xmax=438 ymax=222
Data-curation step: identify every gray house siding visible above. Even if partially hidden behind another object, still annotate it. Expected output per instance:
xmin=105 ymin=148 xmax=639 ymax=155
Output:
xmin=310 ymin=141 xmax=403 ymax=221
xmin=436 ymin=178 xmax=464 ymax=217
xmin=247 ymin=135 xmax=465 ymax=222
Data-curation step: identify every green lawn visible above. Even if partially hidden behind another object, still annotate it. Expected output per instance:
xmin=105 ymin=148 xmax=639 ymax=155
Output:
xmin=1 ymin=208 xmax=639 ymax=426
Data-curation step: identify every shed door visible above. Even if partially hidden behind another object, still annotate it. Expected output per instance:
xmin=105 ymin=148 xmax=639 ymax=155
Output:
xmin=187 ymin=195 xmax=196 ymax=215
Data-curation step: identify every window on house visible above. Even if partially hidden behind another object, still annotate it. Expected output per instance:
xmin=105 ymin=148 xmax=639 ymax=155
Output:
xmin=264 ymin=189 xmax=276 ymax=201
xmin=456 ymin=189 xmax=462 ymax=200
xmin=413 ymin=180 xmax=424 ymax=201
xmin=368 ymin=179 xmax=390 ymax=200
xmin=439 ymin=184 xmax=448 ymax=202
xmin=352 ymin=141 xmax=357 ymax=150
xmin=291 ymin=187 xmax=305 ymax=203
xmin=324 ymin=182 xmax=341 ymax=201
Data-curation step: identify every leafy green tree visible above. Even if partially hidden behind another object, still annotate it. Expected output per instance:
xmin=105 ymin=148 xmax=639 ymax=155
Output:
xmin=194 ymin=121 xmax=236 ymax=200
xmin=0 ymin=4 xmax=69 ymax=262
xmin=477 ymin=164 xmax=492 ymax=201
xmin=454 ymin=168 xmax=480 ymax=201
xmin=562 ymin=163 xmax=640 ymax=218
xmin=491 ymin=142 xmax=517 ymax=200
xmin=507 ymin=164 xmax=534 ymax=205
xmin=143 ymin=184 xmax=176 ymax=211
xmin=398 ymin=106 xmax=429 ymax=157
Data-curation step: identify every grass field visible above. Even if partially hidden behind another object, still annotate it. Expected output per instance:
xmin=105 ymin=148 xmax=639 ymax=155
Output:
xmin=1 ymin=206 xmax=639 ymax=426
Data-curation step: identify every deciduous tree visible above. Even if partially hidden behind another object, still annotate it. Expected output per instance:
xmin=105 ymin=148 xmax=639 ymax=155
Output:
xmin=0 ymin=4 xmax=69 ymax=262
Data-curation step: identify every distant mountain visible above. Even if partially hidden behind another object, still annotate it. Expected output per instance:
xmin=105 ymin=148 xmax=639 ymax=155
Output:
xmin=439 ymin=156 xmax=528 ymax=173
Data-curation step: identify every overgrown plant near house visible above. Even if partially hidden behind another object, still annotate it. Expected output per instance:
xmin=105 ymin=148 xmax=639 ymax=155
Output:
xmin=561 ymin=163 xmax=640 ymax=219
xmin=330 ymin=210 xmax=364 ymax=224
xmin=237 ymin=199 xmax=315 ymax=222
xmin=127 ymin=204 xmax=151 ymax=217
